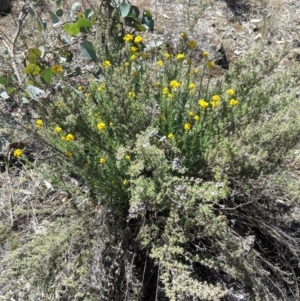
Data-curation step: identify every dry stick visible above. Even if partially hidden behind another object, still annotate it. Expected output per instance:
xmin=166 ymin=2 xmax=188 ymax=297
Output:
xmin=1 ymin=6 xmax=29 ymax=85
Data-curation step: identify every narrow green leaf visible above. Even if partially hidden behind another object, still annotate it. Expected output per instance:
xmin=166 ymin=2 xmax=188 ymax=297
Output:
xmin=28 ymin=4 xmax=35 ymax=16
xmin=58 ymin=34 xmax=70 ymax=45
xmin=37 ymin=19 xmax=47 ymax=32
xmin=0 ymin=76 xmax=7 ymax=85
xmin=80 ymin=39 xmax=97 ymax=60
xmin=49 ymin=11 xmax=60 ymax=24
xmin=143 ymin=10 xmax=152 ymax=20
xmin=40 ymin=68 xmax=53 ymax=84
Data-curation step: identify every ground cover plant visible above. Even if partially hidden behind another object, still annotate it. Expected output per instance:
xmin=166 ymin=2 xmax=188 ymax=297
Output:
xmin=0 ymin=0 xmax=300 ymax=300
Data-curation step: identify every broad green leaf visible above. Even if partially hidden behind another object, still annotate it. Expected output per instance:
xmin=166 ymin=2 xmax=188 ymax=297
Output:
xmin=24 ymin=64 xmax=42 ymax=76
xmin=133 ymin=23 xmax=146 ymax=32
xmin=142 ymin=14 xmax=154 ymax=32
xmin=56 ymin=9 xmax=64 ymax=17
xmin=21 ymin=97 xmax=29 ymax=104
xmin=40 ymin=68 xmax=53 ymax=84
xmin=0 ymin=91 xmax=9 ymax=99
xmin=49 ymin=11 xmax=60 ymax=24
xmin=26 ymin=85 xmax=45 ymax=101
xmin=56 ymin=0 xmax=62 ymax=8
xmin=63 ymin=23 xmax=80 ymax=36
xmin=7 ymin=87 xmax=15 ymax=94
xmin=77 ymin=18 xmax=92 ymax=28
xmin=128 ymin=6 xmax=139 ymax=19
xmin=110 ymin=0 xmax=118 ymax=8
xmin=84 ymin=9 xmax=94 ymax=19
xmin=71 ymin=2 xmax=81 ymax=12
xmin=125 ymin=18 xmax=146 ymax=32
xmin=38 ymin=46 xmax=45 ymax=58
xmin=0 ymin=76 xmax=7 ymax=85
xmin=80 ymin=40 xmax=97 ymax=60
xmin=119 ymin=2 xmax=131 ymax=18
xmin=28 ymin=48 xmax=42 ymax=64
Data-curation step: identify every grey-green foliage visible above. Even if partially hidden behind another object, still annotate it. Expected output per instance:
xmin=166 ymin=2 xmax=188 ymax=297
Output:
xmin=0 ymin=219 xmax=93 ymax=300
xmin=126 ymin=130 xmax=246 ymax=300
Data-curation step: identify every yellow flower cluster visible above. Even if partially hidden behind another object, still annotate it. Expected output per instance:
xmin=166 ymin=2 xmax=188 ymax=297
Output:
xmin=36 ymin=119 xmax=43 ymax=129
xmin=169 ymin=80 xmax=181 ymax=89
xmin=134 ymin=36 xmax=143 ymax=44
xmin=97 ymin=122 xmax=106 ymax=131
xmin=13 ymin=148 xmax=23 ymax=158
xmin=227 ymin=89 xmax=235 ymax=96
xmin=128 ymin=91 xmax=136 ymax=98
xmin=130 ymin=55 xmax=137 ymax=61
xmin=66 ymin=133 xmax=74 ymax=141
xmin=211 ymin=95 xmax=220 ymax=108
xmin=65 ymin=151 xmax=72 ymax=157
xmin=123 ymin=34 xmax=133 ymax=42
xmin=156 ymin=60 xmax=163 ymax=67
xmin=131 ymin=46 xmax=138 ymax=52
xmin=168 ymin=133 xmax=174 ymax=139
xmin=99 ymin=157 xmax=106 ymax=164
xmin=162 ymin=87 xmax=169 ymax=95
xmin=180 ymin=32 xmax=188 ymax=39
xmin=103 ymin=60 xmax=111 ymax=68
xmin=55 ymin=126 xmax=62 ymax=133
xmin=123 ymin=34 xmax=142 ymax=44
xmin=184 ymin=122 xmax=191 ymax=131
xmin=229 ymin=99 xmax=239 ymax=106
xmin=207 ymin=61 xmax=214 ymax=68
xmin=176 ymin=53 xmax=184 ymax=61
xmin=165 ymin=53 xmax=171 ymax=59
xmin=51 ymin=65 xmax=63 ymax=73
xmin=189 ymin=83 xmax=196 ymax=90
xmin=188 ymin=40 xmax=196 ymax=49
xmin=199 ymin=99 xmax=209 ymax=109
xmin=202 ymin=51 xmax=208 ymax=58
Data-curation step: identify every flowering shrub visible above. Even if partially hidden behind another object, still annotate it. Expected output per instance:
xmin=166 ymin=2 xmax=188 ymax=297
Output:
xmin=2 ymin=1 xmax=300 ymax=301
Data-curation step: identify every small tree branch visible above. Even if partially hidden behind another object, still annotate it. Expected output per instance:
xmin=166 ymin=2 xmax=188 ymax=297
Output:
xmin=0 ymin=6 xmax=29 ymax=85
